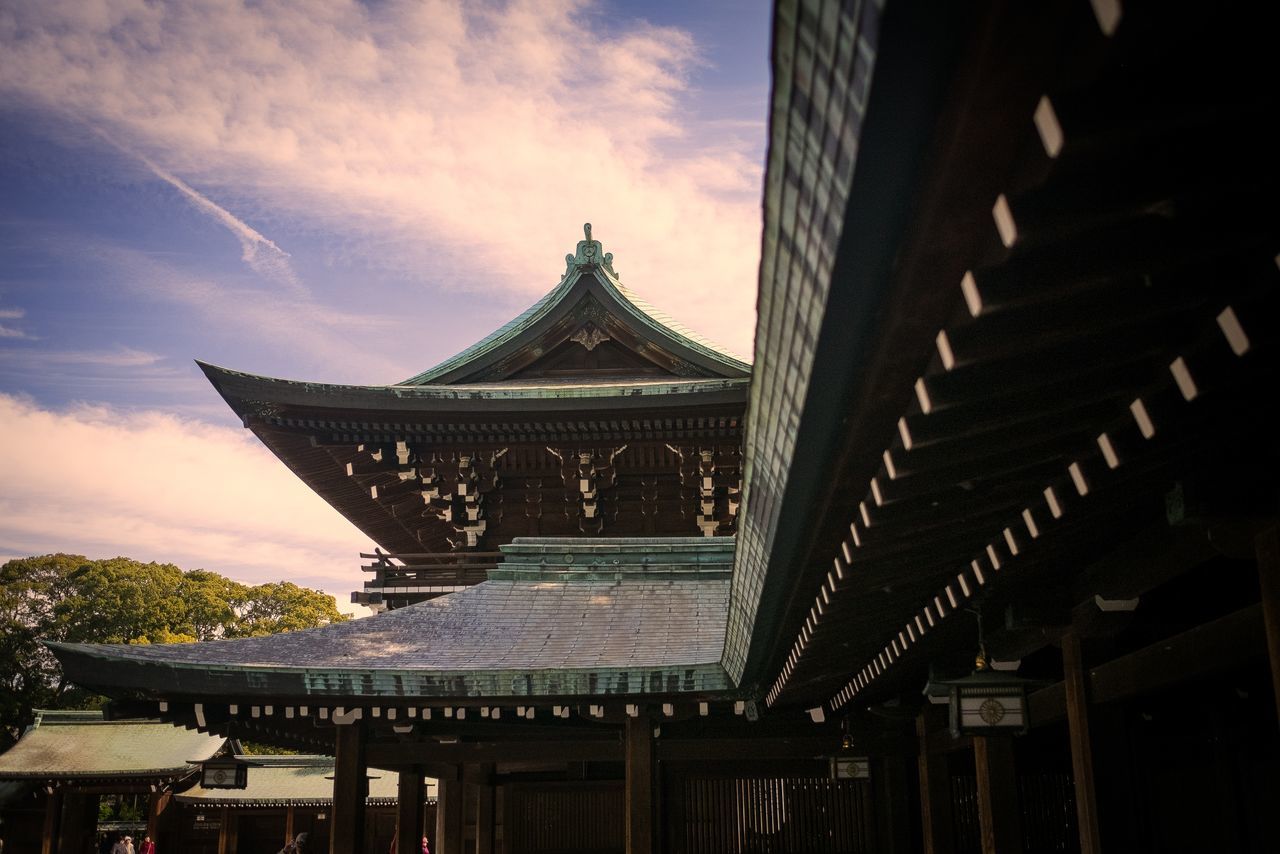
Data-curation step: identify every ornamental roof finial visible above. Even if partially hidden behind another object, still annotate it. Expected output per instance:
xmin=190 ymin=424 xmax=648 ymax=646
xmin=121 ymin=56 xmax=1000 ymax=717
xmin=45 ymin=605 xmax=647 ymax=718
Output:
xmin=564 ymin=222 xmax=619 ymax=280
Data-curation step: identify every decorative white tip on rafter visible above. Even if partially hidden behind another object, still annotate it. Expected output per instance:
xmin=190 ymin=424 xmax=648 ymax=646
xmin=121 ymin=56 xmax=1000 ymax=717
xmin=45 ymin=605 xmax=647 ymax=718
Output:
xmin=961 ymin=270 xmax=984 ymax=317
xmin=986 ymin=543 xmax=1003 ymax=571
xmin=1170 ymin=357 xmax=1199 ymax=401
xmin=914 ymin=377 xmax=934 ymax=414
xmin=1090 ymin=0 xmax=1123 ymax=36
xmin=1069 ymin=462 xmax=1090 ymax=496
xmin=883 ymin=447 xmax=899 ymax=480
xmin=993 ymin=194 xmax=1018 ymax=247
xmin=1044 ymin=485 xmax=1063 ymax=518
xmin=808 ymin=706 xmax=826 ymax=723
xmin=916 ymin=615 xmax=927 ymax=635
xmin=971 ymin=559 xmax=986 ymax=586
xmin=1130 ymin=398 xmax=1156 ymax=439
xmin=870 ymin=477 xmax=884 ymax=507
xmin=925 ymin=606 xmax=936 ymax=627
xmin=1217 ymin=306 xmax=1250 ymax=356
xmin=936 ymin=331 xmax=956 ymax=372
xmin=958 ymin=573 xmax=972 ymax=598
xmin=1022 ymin=508 xmax=1040 ymax=539
xmin=1034 ymin=96 xmax=1064 ymax=159
xmin=1097 ymin=433 xmax=1120 ymax=469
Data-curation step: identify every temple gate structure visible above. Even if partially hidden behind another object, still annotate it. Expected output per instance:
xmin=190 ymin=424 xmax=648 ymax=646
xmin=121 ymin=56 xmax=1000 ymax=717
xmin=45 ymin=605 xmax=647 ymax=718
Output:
xmin=35 ymin=0 xmax=1280 ymax=852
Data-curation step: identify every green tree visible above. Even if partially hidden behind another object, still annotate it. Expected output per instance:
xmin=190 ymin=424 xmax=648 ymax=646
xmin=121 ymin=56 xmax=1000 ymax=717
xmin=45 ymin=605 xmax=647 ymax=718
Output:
xmin=0 ymin=554 xmax=348 ymax=748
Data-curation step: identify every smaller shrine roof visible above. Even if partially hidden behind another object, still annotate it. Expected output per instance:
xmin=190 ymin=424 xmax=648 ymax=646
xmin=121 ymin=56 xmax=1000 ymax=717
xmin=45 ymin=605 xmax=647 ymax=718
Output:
xmin=176 ymin=755 xmax=418 ymax=806
xmin=0 ymin=710 xmax=225 ymax=780
xmin=49 ymin=538 xmax=736 ymax=701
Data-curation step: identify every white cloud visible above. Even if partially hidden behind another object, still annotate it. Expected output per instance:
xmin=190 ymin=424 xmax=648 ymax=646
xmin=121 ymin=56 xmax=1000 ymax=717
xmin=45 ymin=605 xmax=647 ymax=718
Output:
xmin=0 ymin=324 xmax=34 ymax=339
xmin=0 ymin=0 xmax=763 ymax=355
xmin=0 ymin=345 xmax=164 ymax=367
xmin=0 ymin=393 xmax=374 ymax=615
xmin=0 ymin=308 xmax=25 ymax=320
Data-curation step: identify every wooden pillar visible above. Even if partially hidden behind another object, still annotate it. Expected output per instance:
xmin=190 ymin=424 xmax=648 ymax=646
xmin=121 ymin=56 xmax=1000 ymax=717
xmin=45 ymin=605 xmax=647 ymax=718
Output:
xmin=396 ymin=767 xmax=426 ymax=854
xmin=874 ymin=754 xmax=912 ymax=854
xmin=57 ymin=790 xmax=96 ymax=854
xmin=474 ymin=764 xmax=495 ymax=854
xmin=285 ymin=803 xmax=296 ymax=850
xmin=41 ymin=787 xmax=63 ymax=854
xmin=147 ymin=789 xmax=173 ymax=850
xmin=973 ymin=737 xmax=1021 ymax=854
xmin=624 ymin=714 xmax=654 ymax=854
xmin=219 ymin=806 xmax=239 ymax=854
xmin=331 ymin=722 xmax=368 ymax=854
xmin=435 ymin=773 xmax=464 ymax=854
xmin=917 ymin=713 xmax=955 ymax=854
xmin=1062 ymin=632 xmax=1102 ymax=854
xmin=1257 ymin=524 xmax=1280 ymax=723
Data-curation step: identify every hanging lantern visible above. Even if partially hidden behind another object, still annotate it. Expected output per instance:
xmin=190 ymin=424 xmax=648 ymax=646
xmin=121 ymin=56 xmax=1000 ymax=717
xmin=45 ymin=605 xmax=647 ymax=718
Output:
xmin=941 ymin=666 xmax=1033 ymax=738
xmin=829 ymin=732 xmax=871 ymax=780
xmin=199 ymin=756 xmax=249 ymax=789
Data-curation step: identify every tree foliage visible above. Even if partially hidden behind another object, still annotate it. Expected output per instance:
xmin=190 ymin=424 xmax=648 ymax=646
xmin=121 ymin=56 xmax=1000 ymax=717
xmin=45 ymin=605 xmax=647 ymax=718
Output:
xmin=0 ymin=554 xmax=348 ymax=747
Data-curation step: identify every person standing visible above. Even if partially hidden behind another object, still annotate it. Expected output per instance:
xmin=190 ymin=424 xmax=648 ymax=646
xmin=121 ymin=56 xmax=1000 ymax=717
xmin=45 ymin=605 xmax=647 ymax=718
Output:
xmin=138 ymin=835 xmax=156 ymax=854
xmin=421 ymin=836 xmax=431 ymax=854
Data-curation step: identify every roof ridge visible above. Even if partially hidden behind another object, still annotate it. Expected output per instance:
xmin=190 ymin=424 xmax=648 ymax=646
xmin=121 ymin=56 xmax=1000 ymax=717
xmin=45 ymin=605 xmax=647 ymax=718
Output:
xmin=400 ymin=224 xmax=750 ymax=385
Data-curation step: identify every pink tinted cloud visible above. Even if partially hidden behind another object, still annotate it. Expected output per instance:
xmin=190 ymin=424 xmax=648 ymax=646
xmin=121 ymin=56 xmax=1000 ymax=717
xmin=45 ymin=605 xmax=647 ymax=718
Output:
xmin=0 ymin=393 xmax=372 ymax=614
xmin=0 ymin=0 xmax=764 ymax=354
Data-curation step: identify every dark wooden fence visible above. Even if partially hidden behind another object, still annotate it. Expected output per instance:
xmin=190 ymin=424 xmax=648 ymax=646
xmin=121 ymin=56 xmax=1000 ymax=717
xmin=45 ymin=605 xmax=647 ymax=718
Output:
xmin=666 ymin=776 xmax=875 ymax=854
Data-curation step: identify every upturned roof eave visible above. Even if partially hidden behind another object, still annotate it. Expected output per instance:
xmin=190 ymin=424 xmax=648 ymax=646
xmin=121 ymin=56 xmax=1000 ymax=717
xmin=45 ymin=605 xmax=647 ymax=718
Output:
xmin=45 ymin=641 xmax=735 ymax=701
xmin=197 ymin=359 xmax=749 ymax=418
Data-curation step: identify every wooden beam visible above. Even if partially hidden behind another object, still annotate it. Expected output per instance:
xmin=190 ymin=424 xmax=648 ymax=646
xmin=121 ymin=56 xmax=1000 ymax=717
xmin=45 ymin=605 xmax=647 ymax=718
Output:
xmin=330 ymin=722 xmax=367 ymax=854
xmin=973 ymin=737 xmax=1022 ymax=854
xmin=217 ymin=805 xmax=231 ymax=854
xmin=367 ymin=737 xmax=621 ymax=767
xmin=396 ymin=767 xmax=426 ymax=854
xmin=917 ymin=713 xmax=954 ymax=854
xmin=1257 ymin=525 xmax=1280 ymax=724
xmin=624 ymin=715 xmax=654 ymax=854
xmin=1062 ymin=633 xmax=1102 ymax=854
xmin=1030 ymin=604 xmax=1266 ymax=725
xmin=284 ymin=803 xmax=295 ymax=851
xmin=435 ymin=776 xmax=463 ymax=854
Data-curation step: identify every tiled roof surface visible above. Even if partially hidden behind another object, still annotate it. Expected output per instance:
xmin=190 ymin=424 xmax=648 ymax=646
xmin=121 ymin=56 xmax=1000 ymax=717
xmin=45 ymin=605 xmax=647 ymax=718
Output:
xmin=50 ymin=539 xmax=735 ymax=698
xmin=401 ymin=267 xmax=750 ymax=385
xmin=0 ymin=710 xmax=224 ymax=779
xmin=724 ymin=0 xmax=883 ymax=681
xmin=176 ymin=755 xmax=425 ymax=805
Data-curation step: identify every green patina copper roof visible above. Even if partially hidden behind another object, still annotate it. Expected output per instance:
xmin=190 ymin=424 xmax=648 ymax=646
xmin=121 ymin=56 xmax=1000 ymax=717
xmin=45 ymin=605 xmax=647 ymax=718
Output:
xmin=176 ymin=755 xmax=417 ymax=805
xmin=400 ymin=224 xmax=750 ymax=385
xmin=0 ymin=710 xmax=225 ymax=779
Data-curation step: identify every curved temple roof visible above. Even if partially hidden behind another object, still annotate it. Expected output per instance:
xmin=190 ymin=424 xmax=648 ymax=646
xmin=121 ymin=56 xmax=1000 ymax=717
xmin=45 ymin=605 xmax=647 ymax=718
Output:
xmin=402 ymin=223 xmax=750 ymax=385
xmin=48 ymin=538 xmax=735 ymax=701
xmin=0 ymin=710 xmax=225 ymax=780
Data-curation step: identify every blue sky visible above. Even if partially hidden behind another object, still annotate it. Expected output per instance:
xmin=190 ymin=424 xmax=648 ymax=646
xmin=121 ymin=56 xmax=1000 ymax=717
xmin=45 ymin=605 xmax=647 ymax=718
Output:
xmin=0 ymin=0 xmax=772 ymax=608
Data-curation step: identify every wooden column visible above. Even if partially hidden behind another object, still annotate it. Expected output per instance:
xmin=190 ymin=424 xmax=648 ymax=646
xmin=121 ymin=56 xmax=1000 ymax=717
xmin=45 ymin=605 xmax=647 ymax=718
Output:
xmin=147 ymin=789 xmax=173 ymax=849
xmin=973 ymin=737 xmax=1021 ymax=854
xmin=1062 ymin=632 xmax=1102 ymax=854
xmin=917 ymin=713 xmax=955 ymax=854
xmin=1257 ymin=524 xmax=1280 ymax=723
xmin=435 ymin=773 xmax=464 ymax=854
xmin=217 ymin=805 xmax=236 ymax=854
xmin=624 ymin=714 xmax=654 ymax=854
xmin=331 ymin=722 xmax=368 ymax=854
xmin=56 ymin=790 xmax=96 ymax=854
xmin=285 ymin=803 xmax=296 ymax=849
xmin=41 ymin=787 xmax=63 ymax=854
xmin=396 ymin=767 xmax=426 ymax=854
xmin=474 ymin=764 xmax=496 ymax=854
xmin=874 ymin=755 xmax=912 ymax=854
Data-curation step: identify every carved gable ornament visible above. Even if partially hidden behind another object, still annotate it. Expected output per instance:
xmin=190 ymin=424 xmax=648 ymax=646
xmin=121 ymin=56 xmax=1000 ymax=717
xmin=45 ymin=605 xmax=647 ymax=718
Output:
xmin=570 ymin=323 xmax=610 ymax=352
xmin=564 ymin=222 xmax=620 ymax=279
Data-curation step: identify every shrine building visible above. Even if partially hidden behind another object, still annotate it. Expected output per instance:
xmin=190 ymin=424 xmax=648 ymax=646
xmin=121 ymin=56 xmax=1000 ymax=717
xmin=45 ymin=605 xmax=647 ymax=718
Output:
xmin=33 ymin=0 xmax=1280 ymax=853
